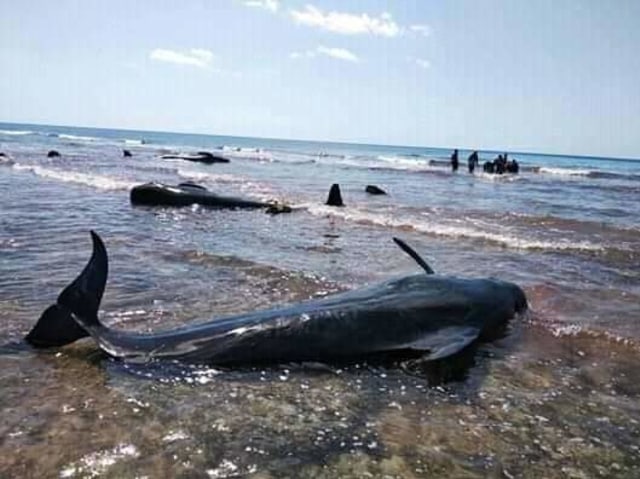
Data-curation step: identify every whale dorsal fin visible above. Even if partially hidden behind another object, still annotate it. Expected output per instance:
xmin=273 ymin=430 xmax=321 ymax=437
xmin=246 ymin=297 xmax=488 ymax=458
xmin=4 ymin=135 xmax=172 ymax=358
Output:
xmin=325 ymin=184 xmax=344 ymax=207
xmin=392 ymin=238 xmax=435 ymax=275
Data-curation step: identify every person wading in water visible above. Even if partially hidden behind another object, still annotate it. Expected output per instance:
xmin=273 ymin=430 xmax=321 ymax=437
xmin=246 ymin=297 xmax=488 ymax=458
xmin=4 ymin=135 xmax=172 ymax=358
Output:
xmin=451 ymin=149 xmax=459 ymax=172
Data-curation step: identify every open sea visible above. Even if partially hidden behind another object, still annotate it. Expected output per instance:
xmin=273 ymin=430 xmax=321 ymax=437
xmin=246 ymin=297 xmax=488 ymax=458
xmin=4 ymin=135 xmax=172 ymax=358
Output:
xmin=1 ymin=122 xmax=639 ymax=478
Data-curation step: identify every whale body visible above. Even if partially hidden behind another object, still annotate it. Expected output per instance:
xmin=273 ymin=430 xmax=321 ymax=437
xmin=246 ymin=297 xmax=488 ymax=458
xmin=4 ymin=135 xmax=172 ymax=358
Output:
xmin=161 ymin=151 xmax=230 ymax=164
xmin=25 ymin=233 xmax=527 ymax=366
xmin=130 ymin=182 xmax=271 ymax=209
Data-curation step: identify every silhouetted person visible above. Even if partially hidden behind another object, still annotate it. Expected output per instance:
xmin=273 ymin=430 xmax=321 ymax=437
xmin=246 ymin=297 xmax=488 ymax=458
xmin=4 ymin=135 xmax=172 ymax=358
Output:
xmin=483 ymin=161 xmax=494 ymax=173
xmin=467 ymin=151 xmax=479 ymax=173
xmin=47 ymin=150 xmax=60 ymax=158
xmin=123 ymin=149 xmax=132 ymax=157
xmin=451 ymin=149 xmax=459 ymax=172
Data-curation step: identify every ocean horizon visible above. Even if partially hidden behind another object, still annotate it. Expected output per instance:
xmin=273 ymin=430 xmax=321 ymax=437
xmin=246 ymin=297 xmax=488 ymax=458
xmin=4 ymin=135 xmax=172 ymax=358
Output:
xmin=3 ymin=120 xmax=639 ymax=163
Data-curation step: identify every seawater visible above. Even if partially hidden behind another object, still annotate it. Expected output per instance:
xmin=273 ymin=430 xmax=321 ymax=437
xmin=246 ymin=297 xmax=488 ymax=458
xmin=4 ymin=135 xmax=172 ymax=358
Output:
xmin=1 ymin=122 xmax=639 ymax=478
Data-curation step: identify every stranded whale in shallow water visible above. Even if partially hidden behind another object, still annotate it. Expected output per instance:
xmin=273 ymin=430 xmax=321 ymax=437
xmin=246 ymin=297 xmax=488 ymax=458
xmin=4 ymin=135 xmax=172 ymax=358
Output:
xmin=130 ymin=182 xmax=292 ymax=214
xmin=25 ymin=232 xmax=527 ymax=365
xmin=161 ymin=151 xmax=230 ymax=164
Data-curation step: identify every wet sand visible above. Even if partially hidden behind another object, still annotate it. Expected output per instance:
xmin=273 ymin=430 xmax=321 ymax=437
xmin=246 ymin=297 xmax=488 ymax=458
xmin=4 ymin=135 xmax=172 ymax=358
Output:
xmin=2 ymin=321 xmax=640 ymax=478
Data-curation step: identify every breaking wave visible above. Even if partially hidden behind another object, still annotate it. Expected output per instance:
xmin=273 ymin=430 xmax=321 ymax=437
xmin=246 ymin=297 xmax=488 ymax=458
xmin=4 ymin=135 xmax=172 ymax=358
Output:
xmin=57 ymin=133 xmax=100 ymax=142
xmin=12 ymin=164 xmax=135 ymax=191
xmin=304 ymin=204 xmax=605 ymax=253
xmin=537 ymin=167 xmax=592 ymax=177
xmin=534 ymin=166 xmax=640 ymax=181
xmin=0 ymin=129 xmax=34 ymax=136
xmin=176 ymin=168 xmax=277 ymax=200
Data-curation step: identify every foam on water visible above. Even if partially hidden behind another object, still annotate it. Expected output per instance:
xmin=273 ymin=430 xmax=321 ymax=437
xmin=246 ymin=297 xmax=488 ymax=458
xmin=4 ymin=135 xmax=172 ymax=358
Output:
xmin=305 ymin=204 xmax=605 ymax=252
xmin=327 ymin=154 xmax=445 ymax=173
xmin=0 ymin=129 xmax=34 ymax=136
xmin=57 ymin=133 xmax=100 ymax=142
xmin=538 ymin=167 xmax=593 ymax=177
xmin=219 ymin=145 xmax=272 ymax=160
xmin=376 ymin=155 xmax=436 ymax=170
xmin=176 ymin=168 xmax=245 ymax=184
xmin=475 ymin=171 xmax=522 ymax=182
xmin=526 ymin=316 xmax=640 ymax=352
xmin=13 ymin=164 xmax=135 ymax=191
xmin=176 ymin=168 xmax=277 ymax=199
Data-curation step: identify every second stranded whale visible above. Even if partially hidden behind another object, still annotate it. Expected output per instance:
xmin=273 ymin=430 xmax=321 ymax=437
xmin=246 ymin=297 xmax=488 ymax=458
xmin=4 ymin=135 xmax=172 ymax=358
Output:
xmin=25 ymin=232 xmax=527 ymax=365
xmin=130 ymin=182 xmax=292 ymax=214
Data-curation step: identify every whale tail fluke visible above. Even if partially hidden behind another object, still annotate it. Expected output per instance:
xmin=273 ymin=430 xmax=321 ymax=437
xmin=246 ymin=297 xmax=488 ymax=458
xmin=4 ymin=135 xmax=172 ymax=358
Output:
xmin=325 ymin=184 xmax=344 ymax=207
xmin=25 ymin=231 xmax=108 ymax=348
xmin=25 ymin=304 xmax=89 ymax=347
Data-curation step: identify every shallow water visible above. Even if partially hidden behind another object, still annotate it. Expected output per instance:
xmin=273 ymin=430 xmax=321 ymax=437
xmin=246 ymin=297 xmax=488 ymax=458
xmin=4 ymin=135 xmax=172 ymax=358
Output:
xmin=1 ymin=123 xmax=639 ymax=477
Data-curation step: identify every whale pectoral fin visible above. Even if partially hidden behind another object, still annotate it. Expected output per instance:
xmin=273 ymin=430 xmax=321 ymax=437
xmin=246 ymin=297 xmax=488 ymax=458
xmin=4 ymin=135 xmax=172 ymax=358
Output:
xmin=404 ymin=326 xmax=481 ymax=361
xmin=392 ymin=238 xmax=435 ymax=275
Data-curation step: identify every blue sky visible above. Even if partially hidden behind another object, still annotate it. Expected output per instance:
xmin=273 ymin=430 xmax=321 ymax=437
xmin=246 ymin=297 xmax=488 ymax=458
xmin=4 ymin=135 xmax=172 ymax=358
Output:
xmin=1 ymin=0 xmax=639 ymax=158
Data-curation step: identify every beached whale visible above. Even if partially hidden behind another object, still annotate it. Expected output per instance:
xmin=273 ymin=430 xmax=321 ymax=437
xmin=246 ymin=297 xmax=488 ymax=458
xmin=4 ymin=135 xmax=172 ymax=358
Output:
xmin=161 ymin=151 xmax=230 ymax=164
xmin=130 ymin=182 xmax=291 ymax=213
xmin=365 ymin=185 xmax=387 ymax=195
xmin=25 ymin=232 xmax=527 ymax=366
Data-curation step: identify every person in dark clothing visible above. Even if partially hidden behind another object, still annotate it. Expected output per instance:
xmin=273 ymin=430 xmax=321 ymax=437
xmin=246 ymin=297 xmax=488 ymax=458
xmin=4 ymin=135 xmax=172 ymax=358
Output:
xmin=451 ymin=149 xmax=459 ymax=172
xmin=483 ymin=161 xmax=494 ymax=173
xmin=467 ymin=151 xmax=479 ymax=173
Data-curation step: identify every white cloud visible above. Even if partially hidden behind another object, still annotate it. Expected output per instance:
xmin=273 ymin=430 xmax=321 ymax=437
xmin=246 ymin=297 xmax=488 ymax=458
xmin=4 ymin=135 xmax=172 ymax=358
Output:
xmin=407 ymin=56 xmax=430 ymax=70
xmin=317 ymin=46 xmax=359 ymax=62
xmin=289 ymin=51 xmax=310 ymax=60
xmin=244 ymin=0 xmax=279 ymax=13
xmin=290 ymin=45 xmax=360 ymax=62
xmin=149 ymin=48 xmax=214 ymax=69
xmin=410 ymin=24 xmax=431 ymax=37
xmin=290 ymin=5 xmax=400 ymax=37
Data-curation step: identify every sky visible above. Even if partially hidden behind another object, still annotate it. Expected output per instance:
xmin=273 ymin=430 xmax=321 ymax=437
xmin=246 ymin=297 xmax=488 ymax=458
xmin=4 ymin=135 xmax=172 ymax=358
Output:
xmin=1 ymin=0 xmax=639 ymax=158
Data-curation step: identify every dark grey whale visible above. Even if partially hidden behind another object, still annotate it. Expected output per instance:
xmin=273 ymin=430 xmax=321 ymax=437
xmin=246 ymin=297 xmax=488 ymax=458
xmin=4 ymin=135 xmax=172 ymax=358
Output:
xmin=131 ymin=182 xmax=269 ymax=209
xmin=130 ymin=182 xmax=292 ymax=214
xmin=161 ymin=151 xmax=230 ymax=164
xmin=365 ymin=185 xmax=387 ymax=195
xmin=25 ymin=232 xmax=527 ymax=365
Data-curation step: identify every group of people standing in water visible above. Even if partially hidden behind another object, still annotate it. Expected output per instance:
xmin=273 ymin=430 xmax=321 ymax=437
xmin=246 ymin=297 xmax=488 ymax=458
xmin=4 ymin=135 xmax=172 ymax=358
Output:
xmin=450 ymin=149 xmax=519 ymax=175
